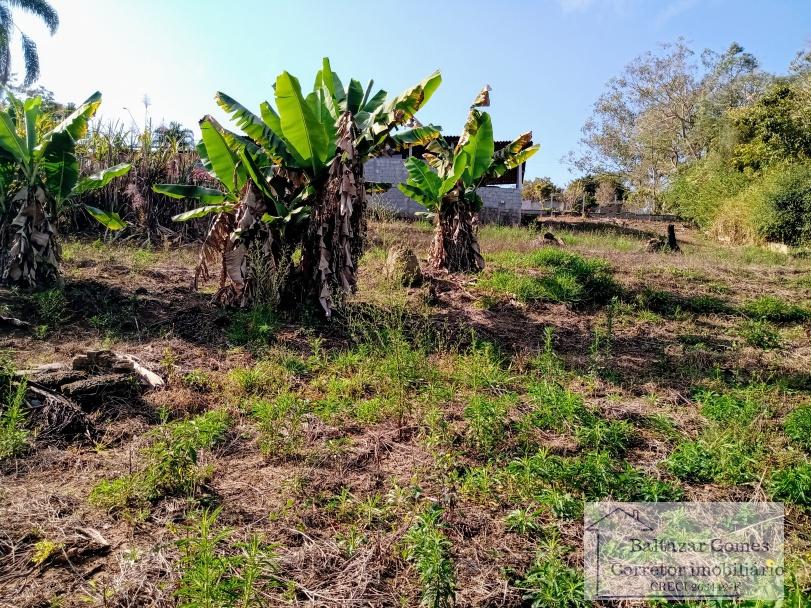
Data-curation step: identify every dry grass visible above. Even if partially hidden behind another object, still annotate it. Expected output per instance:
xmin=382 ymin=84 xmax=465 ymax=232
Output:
xmin=1 ymin=218 xmax=810 ymax=606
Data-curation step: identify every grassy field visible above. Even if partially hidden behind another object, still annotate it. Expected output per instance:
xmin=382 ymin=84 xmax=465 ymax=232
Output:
xmin=1 ymin=218 xmax=810 ymax=607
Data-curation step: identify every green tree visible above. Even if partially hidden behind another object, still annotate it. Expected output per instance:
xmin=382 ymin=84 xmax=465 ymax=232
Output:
xmin=522 ymin=177 xmax=560 ymax=203
xmin=156 ymin=58 xmax=441 ymax=315
xmin=571 ymin=40 xmax=765 ymax=212
xmin=397 ymin=86 xmax=537 ymax=272
xmin=0 ymin=0 xmax=59 ymax=87
xmin=0 ymin=92 xmax=131 ymax=286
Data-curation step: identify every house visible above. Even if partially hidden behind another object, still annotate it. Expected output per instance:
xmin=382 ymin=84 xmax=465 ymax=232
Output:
xmin=364 ymin=136 xmax=528 ymax=225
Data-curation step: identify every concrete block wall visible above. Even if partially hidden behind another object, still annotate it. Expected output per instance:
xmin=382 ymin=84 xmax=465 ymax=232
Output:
xmin=364 ymin=157 xmax=522 ymax=223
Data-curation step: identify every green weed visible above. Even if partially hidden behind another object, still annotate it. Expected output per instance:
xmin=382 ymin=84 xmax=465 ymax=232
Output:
xmin=768 ymin=463 xmax=811 ymax=508
xmin=519 ymin=536 xmax=587 ymax=608
xmin=0 ymin=379 xmax=29 ymax=460
xmin=741 ymin=295 xmax=810 ymax=323
xmin=463 ymin=394 xmax=514 ymax=454
xmin=251 ymin=392 xmax=306 ymax=458
xmin=478 ymin=249 xmax=617 ymax=306
xmin=505 ymin=508 xmax=541 ymax=536
xmin=785 ymin=405 xmax=811 ymax=452
xmin=402 ymin=505 xmax=456 ymax=608
xmin=738 ymin=319 xmax=781 ymax=349
xmin=227 ymin=305 xmax=279 ymax=348
xmin=523 ymin=381 xmax=593 ymax=431
xmin=575 ymin=419 xmax=634 ymax=455
xmin=90 ymin=410 xmax=230 ymax=512
xmin=175 ymin=507 xmax=279 ymax=608
xmin=33 ymin=288 xmax=68 ymax=326
xmin=696 ymin=390 xmax=761 ymax=424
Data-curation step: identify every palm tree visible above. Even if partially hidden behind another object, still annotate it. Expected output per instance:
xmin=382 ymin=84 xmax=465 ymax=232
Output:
xmin=0 ymin=0 xmax=59 ymax=87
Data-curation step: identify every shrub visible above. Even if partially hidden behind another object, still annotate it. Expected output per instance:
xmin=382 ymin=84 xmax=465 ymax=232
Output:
xmin=785 ymin=405 xmax=811 ymax=452
xmin=664 ymin=155 xmax=749 ymax=228
xmin=757 ymin=162 xmax=811 ymax=245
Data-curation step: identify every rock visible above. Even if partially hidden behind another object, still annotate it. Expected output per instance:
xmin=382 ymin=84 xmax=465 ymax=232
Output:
xmin=384 ymin=245 xmax=423 ymax=287
xmin=645 ymin=237 xmax=666 ymax=252
xmin=532 ymin=231 xmax=565 ymax=248
xmin=72 ymin=350 xmax=119 ymax=371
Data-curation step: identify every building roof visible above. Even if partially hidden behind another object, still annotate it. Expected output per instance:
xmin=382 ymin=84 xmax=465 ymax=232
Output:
xmin=399 ymin=136 xmax=527 ymax=186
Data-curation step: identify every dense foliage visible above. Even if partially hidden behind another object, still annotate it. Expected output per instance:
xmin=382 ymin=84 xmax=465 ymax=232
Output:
xmin=0 ymin=92 xmax=131 ymax=286
xmin=397 ymin=86 xmax=537 ymax=272
xmin=576 ymin=40 xmax=811 ymax=244
xmin=156 ymin=58 xmax=442 ymax=314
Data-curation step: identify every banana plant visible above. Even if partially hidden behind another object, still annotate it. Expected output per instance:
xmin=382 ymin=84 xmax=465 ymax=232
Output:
xmin=0 ymin=92 xmax=131 ymax=286
xmin=155 ymin=58 xmax=442 ymax=314
xmin=398 ymin=87 xmax=538 ymax=272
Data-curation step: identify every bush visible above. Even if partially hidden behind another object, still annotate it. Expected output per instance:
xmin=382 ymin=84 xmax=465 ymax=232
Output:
xmin=757 ymin=162 xmax=811 ymax=245
xmin=663 ymin=155 xmax=749 ymax=228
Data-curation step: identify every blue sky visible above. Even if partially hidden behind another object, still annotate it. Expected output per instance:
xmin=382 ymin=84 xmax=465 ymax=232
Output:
xmin=13 ymin=0 xmax=811 ymax=185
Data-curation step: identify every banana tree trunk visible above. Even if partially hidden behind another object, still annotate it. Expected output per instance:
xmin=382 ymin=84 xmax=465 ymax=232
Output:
xmin=428 ymin=193 xmax=485 ymax=273
xmin=197 ymin=184 xmax=291 ymax=308
xmin=300 ymin=112 xmax=366 ymax=317
xmin=2 ymin=186 xmax=61 ymax=287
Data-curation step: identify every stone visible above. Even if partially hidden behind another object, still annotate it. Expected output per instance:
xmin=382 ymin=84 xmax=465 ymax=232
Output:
xmin=384 ymin=245 xmax=423 ymax=287
xmin=532 ymin=231 xmax=565 ymax=248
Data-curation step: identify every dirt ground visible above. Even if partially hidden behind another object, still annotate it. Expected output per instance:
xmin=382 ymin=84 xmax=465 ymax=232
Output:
xmin=1 ymin=218 xmax=810 ymax=607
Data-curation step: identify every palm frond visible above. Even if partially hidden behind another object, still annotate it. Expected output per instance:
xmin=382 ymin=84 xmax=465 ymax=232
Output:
xmin=6 ymin=0 xmax=58 ymax=34
xmin=20 ymin=32 xmax=38 ymax=86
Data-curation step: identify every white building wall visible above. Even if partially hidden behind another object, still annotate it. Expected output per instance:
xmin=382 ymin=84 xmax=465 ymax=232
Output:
xmin=364 ymin=157 xmax=522 ymax=223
